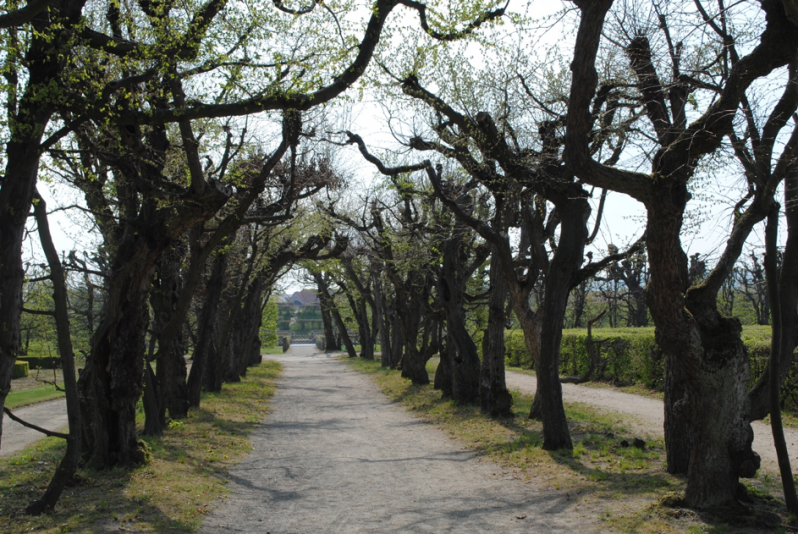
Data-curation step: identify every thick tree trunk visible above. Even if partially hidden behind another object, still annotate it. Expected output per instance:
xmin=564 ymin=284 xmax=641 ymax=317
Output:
xmin=648 ymin=187 xmax=759 ymax=508
xmin=681 ymin=322 xmax=759 ymax=507
xmin=203 ymin=321 xmax=226 ymax=393
xmin=390 ymin=301 xmax=404 ymax=369
xmin=664 ymin=354 xmax=691 ymax=474
xmin=444 ymin=300 xmax=479 ymax=402
xmin=151 ymin=248 xmax=189 ymax=420
xmin=374 ymin=278 xmax=392 ymax=367
xmin=187 ymin=244 xmax=229 ymax=407
xmin=629 ymin=284 xmax=648 ymax=327
xmin=398 ymin=291 xmax=429 ymax=385
xmin=481 ymin=252 xmax=512 ymax=417
xmin=142 ymin=359 xmax=163 ymax=437
xmin=440 ymin=232 xmax=480 ymax=404
xmin=340 ymin=283 xmax=369 ymax=358
xmin=80 ymin=263 xmax=152 ymax=468
xmin=356 ymin=299 xmax=374 ymax=360
xmin=319 ymin=296 xmax=338 ymax=351
xmin=434 ymin=340 xmax=453 ymax=396
xmin=234 ymin=278 xmax=266 ymax=376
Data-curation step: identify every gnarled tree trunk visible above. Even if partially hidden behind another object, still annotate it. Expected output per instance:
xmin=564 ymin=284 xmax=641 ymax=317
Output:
xmin=480 ymin=249 xmax=512 ymax=417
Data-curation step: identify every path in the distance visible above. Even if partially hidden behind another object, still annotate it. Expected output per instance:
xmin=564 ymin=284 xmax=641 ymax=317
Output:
xmin=200 ymin=346 xmax=597 ymax=534
xmin=504 ymin=371 xmax=798 ymax=476
xmin=0 ymin=399 xmax=67 ymax=458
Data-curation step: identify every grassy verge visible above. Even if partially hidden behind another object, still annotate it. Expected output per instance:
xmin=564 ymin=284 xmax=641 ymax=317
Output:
xmin=0 ymin=360 xmax=281 ymax=533
xmin=347 ymin=358 xmax=790 ymax=533
xmin=6 ymin=385 xmax=65 ymax=409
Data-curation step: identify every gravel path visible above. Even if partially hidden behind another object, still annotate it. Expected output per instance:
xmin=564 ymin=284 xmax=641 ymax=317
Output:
xmin=0 ymin=398 xmax=68 ymax=458
xmin=504 ymin=370 xmax=798 ymax=476
xmin=200 ymin=346 xmax=597 ymax=534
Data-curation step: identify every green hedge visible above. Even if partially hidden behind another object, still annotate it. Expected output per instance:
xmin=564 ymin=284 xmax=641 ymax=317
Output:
xmin=12 ymin=361 xmax=29 ymax=379
xmin=17 ymin=356 xmax=61 ymax=370
xmin=505 ymin=326 xmax=795 ymax=401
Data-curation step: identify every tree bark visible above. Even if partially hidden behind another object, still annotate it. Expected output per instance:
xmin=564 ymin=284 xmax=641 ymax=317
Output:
xmin=480 ymin=250 xmax=512 ymax=417
xmin=151 ymin=246 xmax=189 ymax=419
xmin=439 ymin=228 xmax=480 ymax=403
xmin=187 ymin=240 xmax=231 ymax=407
xmin=374 ymin=275 xmax=392 ymax=367
xmin=319 ymin=293 xmax=338 ymax=351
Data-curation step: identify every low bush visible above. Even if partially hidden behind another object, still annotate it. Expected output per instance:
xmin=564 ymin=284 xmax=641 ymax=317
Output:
xmin=12 ymin=361 xmax=29 ymax=379
xmin=16 ymin=356 xmax=60 ymax=370
xmin=506 ymin=325 xmax=798 ymax=408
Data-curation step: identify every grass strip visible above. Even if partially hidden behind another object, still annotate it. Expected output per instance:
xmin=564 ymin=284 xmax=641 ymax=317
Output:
xmin=0 ymin=360 xmax=281 ymax=533
xmin=346 ymin=358 xmax=791 ymax=532
xmin=6 ymin=386 xmax=65 ymax=409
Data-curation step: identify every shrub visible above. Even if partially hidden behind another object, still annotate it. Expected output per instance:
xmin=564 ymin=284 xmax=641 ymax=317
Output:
xmin=12 ymin=361 xmax=29 ymax=379
xmin=505 ymin=326 xmax=796 ymax=405
xmin=16 ymin=356 xmax=61 ymax=370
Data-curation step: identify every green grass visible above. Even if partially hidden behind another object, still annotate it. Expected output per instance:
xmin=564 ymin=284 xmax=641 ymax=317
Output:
xmin=0 ymin=360 xmax=281 ymax=533
xmin=6 ymin=385 xmax=65 ymax=409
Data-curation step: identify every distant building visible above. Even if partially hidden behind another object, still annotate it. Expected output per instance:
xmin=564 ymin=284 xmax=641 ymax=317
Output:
xmin=276 ymin=290 xmax=323 ymax=332
xmin=286 ymin=289 xmax=319 ymax=307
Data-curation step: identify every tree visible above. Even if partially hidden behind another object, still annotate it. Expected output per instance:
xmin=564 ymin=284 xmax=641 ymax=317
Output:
xmin=564 ymin=0 xmax=798 ymax=508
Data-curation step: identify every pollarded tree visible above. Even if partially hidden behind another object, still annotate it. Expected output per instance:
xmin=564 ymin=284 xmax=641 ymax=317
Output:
xmin=564 ymin=0 xmax=798 ymax=508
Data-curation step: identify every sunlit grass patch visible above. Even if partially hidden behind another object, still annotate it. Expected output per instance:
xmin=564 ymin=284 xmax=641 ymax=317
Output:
xmin=0 ymin=360 xmax=281 ymax=533
xmin=6 ymin=385 xmax=65 ymax=408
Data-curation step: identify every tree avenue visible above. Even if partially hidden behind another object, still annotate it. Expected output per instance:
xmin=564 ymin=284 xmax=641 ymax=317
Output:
xmin=0 ymin=0 xmax=506 ymax=513
xmin=2 ymin=0 xmax=798 ymax=523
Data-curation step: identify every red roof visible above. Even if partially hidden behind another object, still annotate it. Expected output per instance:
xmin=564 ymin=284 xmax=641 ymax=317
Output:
xmin=289 ymin=289 xmax=319 ymax=306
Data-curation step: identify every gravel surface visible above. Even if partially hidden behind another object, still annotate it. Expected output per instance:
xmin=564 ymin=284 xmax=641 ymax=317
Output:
xmin=199 ymin=346 xmax=599 ymax=534
xmin=505 ymin=370 xmax=798 ymax=476
xmin=0 ymin=398 xmax=68 ymax=458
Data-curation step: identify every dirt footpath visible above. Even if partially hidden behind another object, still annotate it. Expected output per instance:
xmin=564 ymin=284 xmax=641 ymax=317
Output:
xmin=200 ymin=346 xmax=599 ymax=534
xmin=0 ymin=399 xmax=67 ymax=458
xmin=504 ymin=371 xmax=798 ymax=476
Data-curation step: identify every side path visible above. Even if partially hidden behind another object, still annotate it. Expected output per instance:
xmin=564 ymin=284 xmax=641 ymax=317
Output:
xmin=0 ymin=399 xmax=67 ymax=458
xmin=504 ymin=371 xmax=797 ymax=476
xmin=200 ymin=346 xmax=596 ymax=534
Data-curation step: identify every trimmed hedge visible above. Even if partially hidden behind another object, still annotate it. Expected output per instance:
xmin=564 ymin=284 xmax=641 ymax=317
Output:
xmin=17 ymin=356 xmax=61 ymax=370
xmin=12 ymin=361 xmax=29 ymax=379
xmin=505 ymin=326 xmax=798 ymax=406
